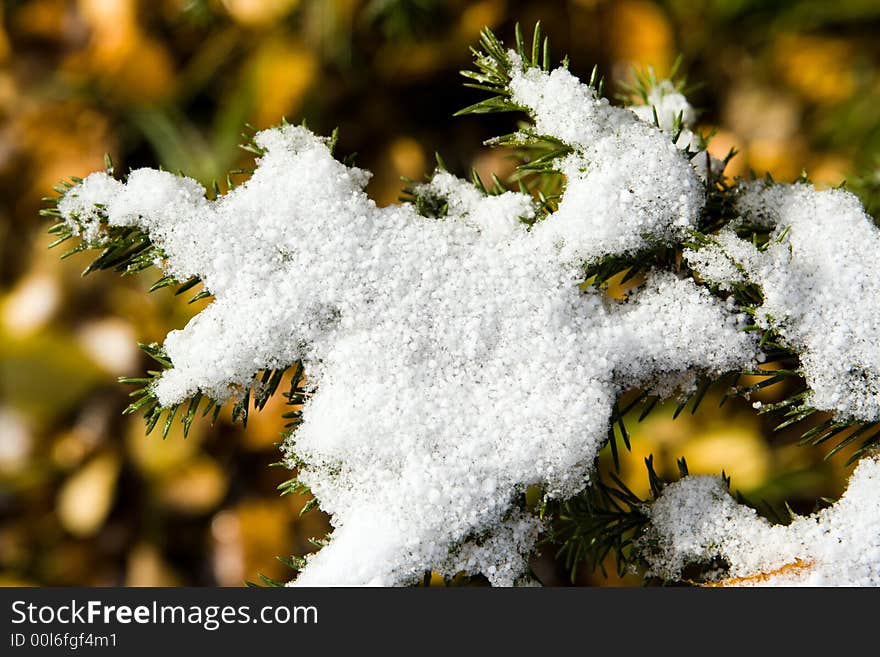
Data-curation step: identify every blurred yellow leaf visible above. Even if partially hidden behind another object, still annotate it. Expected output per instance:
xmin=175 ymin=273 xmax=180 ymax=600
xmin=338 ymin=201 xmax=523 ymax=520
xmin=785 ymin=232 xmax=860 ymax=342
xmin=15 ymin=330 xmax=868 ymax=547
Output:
xmin=773 ymin=34 xmax=856 ymax=105
xmin=222 ymin=0 xmax=301 ymax=27
xmin=126 ymin=413 xmax=204 ymax=477
xmin=0 ymin=407 xmax=32 ymax=474
xmin=126 ymin=543 xmax=181 ymax=586
xmin=75 ymin=317 xmax=139 ymax=375
xmin=610 ymin=394 xmax=769 ymax=497
xmin=747 ymin=136 xmax=807 ymax=182
xmin=457 ymin=0 xmax=505 ymax=41
xmin=56 ymin=451 xmax=120 ymax=537
xmin=680 ymin=426 xmax=770 ymax=491
xmin=376 ymin=42 xmax=446 ymax=79
xmin=160 ymin=456 xmax=228 ymax=514
xmin=609 ymin=413 xmax=687 ymax=499
xmin=0 ymin=6 xmax=9 ymax=63
xmin=65 ymin=0 xmax=175 ymax=105
xmin=389 ymin=136 xmax=426 ymax=180
xmin=249 ymin=37 xmax=317 ymax=128
xmin=211 ymin=500 xmax=294 ymax=585
xmin=51 ymin=431 xmax=91 ymax=469
xmin=606 ymin=0 xmax=674 ymax=77
xmin=77 ymin=0 xmax=136 ymax=43
xmin=808 ymin=154 xmax=850 ymax=188
xmin=12 ymin=102 xmax=113 ymax=197
xmin=470 ymin=149 xmax=517 ymax=190
xmin=50 ymin=400 xmax=112 ymax=469
xmin=9 ymin=0 xmax=71 ymax=42
xmin=0 ymin=329 xmax=105 ymax=421
xmin=1 ymin=271 xmax=61 ymax=338
xmin=726 ymin=86 xmax=799 ymax=137
xmin=739 ymin=362 xmax=790 ymax=402
xmin=242 ymin=390 xmax=289 ymax=450
xmin=706 ymin=129 xmax=747 ymax=178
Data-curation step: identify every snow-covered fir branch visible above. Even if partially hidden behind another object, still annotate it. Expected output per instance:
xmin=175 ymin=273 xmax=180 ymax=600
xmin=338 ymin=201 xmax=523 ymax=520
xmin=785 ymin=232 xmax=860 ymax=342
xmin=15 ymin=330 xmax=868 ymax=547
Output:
xmin=52 ymin=25 xmax=880 ymax=586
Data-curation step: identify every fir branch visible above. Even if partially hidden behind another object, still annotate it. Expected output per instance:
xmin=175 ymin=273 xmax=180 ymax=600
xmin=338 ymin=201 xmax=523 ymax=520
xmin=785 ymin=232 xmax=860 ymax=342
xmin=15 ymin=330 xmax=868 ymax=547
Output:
xmin=399 ymin=177 xmax=450 ymax=219
xmin=581 ymin=244 xmax=677 ymax=289
xmin=280 ymin=360 xmax=310 ymax=435
xmin=683 ymin=189 xmax=880 ymax=464
xmin=45 ymin=20 xmax=880 ymax=586
xmin=45 ymin=175 xmax=210 ymax=303
xmin=454 ymin=26 xmax=525 ymax=117
xmin=616 ymin=56 xmax=687 ymax=105
xmin=119 ymin=343 xmax=301 ymax=439
xmin=245 ymin=573 xmax=287 ymax=588
xmin=455 ymin=23 xmax=584 ymax=214
xmin=541 ymin=455 xmax=687 ymax=580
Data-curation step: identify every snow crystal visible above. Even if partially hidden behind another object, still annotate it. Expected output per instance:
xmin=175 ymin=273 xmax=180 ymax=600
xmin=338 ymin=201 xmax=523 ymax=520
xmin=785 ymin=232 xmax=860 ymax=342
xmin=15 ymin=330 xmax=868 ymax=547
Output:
xmin=59 ymin=59 xmax=757 ymax=585
xmin=642 ymin=455 xmax=880 ymax=586
xmin=685 ymin=181 xmax=880 ymax=421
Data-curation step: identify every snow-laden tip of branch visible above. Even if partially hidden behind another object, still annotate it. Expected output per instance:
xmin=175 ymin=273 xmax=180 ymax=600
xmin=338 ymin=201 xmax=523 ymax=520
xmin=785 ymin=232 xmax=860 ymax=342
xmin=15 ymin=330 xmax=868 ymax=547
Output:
xmin=642 ymin=455 xmax=880 ymax=586
xmin=685 ymin=181 xmax=880 ymax=422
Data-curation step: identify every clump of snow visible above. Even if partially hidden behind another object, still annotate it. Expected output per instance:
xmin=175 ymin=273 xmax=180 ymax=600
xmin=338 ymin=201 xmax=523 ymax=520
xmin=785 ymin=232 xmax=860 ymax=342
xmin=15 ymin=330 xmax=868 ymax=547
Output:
xmin=436 ymin=509 xmax=542 ymax=587
xmin=685 ymin=181 xmax=880 ymax=421
xmin=626 ymin=78 xmax=722 ymax=180
xmin=642 ymin=455 xmax=880 ymax=586
xmin=58 ymin=56 xmax=759 ymax=586
xmin=413 ymin=171 xmax=534 ymax=243
xmin=509 ymin=60 xmax=704 ymax=264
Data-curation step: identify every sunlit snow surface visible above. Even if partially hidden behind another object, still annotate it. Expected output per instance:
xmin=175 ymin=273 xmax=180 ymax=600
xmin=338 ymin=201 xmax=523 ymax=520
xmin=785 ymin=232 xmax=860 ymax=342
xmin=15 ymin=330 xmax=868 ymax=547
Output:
xmin=642 ymin=456 xmax=880 ymax=585
xmin=58 ymin=57 xmax=879 ymax=586
xmin=686 ymin=182 xmax=880 ymax=422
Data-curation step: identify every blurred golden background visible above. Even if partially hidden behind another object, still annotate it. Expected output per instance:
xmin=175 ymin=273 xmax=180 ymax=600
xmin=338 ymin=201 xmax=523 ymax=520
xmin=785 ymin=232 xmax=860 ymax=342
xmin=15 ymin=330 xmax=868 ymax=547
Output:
xmin=1 ymin=0 xmax=879 ymax=586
